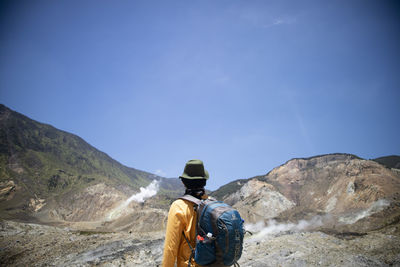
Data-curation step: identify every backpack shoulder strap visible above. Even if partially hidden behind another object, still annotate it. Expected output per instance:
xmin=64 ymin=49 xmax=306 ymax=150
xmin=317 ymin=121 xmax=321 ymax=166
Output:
xmin=179 ymin=195 xmax=201 ymax=267
xmin=179 ymin=194 xmax=202 ymax=206
xmin=182 ymin=231 xmax=195 ymax=267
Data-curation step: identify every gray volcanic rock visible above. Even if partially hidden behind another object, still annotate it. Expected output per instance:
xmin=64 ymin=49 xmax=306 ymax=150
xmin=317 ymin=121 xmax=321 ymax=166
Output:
xmin=224 ymin=179 xmax=295 ymax=223
xmin=0 ymin=220 xmax=165 ymax=266
xmin=264 ymin=154 xmax=399 ymax=214
xmin=213 ymin=154 xmax=400 ymax=233
xmin=1 ymin=219 xmax=399 ymax=266
xmin=239 ymin=227 xmax=400 ymax=267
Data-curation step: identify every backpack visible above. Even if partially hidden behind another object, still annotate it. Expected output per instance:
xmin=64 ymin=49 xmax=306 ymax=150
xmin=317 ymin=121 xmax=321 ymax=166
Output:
xmin=180 ymin=195 xmax=244 ymax=267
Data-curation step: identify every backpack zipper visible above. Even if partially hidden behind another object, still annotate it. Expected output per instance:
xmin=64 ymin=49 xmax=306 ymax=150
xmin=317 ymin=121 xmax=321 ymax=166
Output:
xmin=219 ymin=220 xmax=229 ymax=254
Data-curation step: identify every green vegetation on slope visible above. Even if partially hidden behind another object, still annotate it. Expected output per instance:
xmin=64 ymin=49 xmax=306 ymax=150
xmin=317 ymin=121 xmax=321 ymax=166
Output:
xmin=0 ymin=104 xmax=160 ymax=201
xmin=211 ymin=178 xmax=249 ymax=200
xmin=373 ymin=156 xmax=400 ymax=169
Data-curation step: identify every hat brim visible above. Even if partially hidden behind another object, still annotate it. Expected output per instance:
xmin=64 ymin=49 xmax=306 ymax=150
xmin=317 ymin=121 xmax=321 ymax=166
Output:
xmin=180 ymin=170 xmax=209 ymax=180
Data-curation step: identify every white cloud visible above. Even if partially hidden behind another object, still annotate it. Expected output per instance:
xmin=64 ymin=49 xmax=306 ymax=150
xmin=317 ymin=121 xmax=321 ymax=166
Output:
xmin=154 ymin=169 xmax=167 ymax=177
xmin=263 ymin=16 xmax=297 ymax=28
xmin=237 ymin=7 xmax=297 ymax=29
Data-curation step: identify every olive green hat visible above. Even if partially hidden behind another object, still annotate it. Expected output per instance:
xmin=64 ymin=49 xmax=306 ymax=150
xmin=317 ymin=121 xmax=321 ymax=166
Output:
xmin=179 ymin=159 xmax=209 ymax=180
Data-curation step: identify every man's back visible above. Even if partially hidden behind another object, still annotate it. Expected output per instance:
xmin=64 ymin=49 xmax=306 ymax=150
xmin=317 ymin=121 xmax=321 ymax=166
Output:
xmin=162 ymin=199 xmax=200 ymax=267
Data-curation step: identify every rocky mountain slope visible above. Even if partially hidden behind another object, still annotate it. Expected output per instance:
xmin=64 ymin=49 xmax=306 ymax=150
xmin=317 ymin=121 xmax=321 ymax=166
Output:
xmin=212 ymin=154 xmax=400 ymax=233
xmin=0 ymin=104 xmax=183 ymax=226
xmin=1 ymin=104 xmax=399 ymax=266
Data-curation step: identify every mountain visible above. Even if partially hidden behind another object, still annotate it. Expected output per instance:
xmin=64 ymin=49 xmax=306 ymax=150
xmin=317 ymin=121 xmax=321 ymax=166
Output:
xmin=1 ymin=103 xmax=399 ymax=235
xmin=212 ymin=153 xmax=400 ymax=233
xmin=1 ymin=104 xmax=399 ymax=265
xmin=373 ymin=155 xmax=400 ymax=170
xmin=0 ymin=104 xmax=183 ymax=224
xmin=2 ymin=153 xmax=400 ymax=266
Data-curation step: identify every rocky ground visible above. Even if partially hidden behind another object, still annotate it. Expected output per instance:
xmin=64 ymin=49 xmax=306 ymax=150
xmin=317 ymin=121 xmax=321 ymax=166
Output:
xmin=242 ymin=226 xmax=400 ymax=267
xmin=1 ymin=220 xmax=399 ymax=267
xmin=0 ymin=220 xmax=164 ymax=266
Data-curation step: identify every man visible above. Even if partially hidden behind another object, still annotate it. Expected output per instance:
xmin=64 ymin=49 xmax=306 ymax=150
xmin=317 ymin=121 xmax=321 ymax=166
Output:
xmin=162 ymin=159 xmax=209 ymax=267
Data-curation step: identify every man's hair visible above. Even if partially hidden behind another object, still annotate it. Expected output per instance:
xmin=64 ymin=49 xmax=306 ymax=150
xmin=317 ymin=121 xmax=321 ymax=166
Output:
xmin=181 ymin=178 xmax=206 ymax=189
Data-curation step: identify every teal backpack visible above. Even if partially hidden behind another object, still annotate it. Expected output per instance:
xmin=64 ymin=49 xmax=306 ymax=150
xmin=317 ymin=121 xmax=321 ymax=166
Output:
xmin=180 ymin=195 xmax=244 ymax=267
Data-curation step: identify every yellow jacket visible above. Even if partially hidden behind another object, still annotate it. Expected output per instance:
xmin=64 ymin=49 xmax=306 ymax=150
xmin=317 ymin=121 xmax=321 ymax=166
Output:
xmin=162 ymin=198 xmax=202 ymax=267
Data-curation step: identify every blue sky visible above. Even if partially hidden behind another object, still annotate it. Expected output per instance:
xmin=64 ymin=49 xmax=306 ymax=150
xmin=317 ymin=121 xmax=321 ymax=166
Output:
xmin=1 ymin=0 xmax=399 ymax=190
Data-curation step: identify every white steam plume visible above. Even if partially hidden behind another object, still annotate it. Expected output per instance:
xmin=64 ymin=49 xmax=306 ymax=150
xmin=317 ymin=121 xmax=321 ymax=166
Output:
xmin=245 ymin=199 xmax=391 ymax=241
xmin=107 ymin=180 xmax=160 ymax=221
xmin=246 ymin=216 xmax=326 ymax=241
xmin=339 ymin=199 xmax=390 ymax=224
xmin=125 ymin=180 xmax=160 ymax=204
